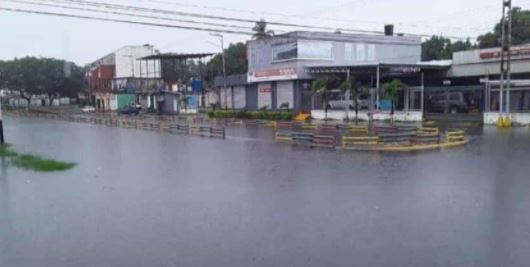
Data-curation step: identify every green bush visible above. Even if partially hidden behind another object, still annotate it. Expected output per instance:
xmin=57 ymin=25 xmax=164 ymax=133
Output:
xmin=207 ymin=110 xmax=292 ymax=121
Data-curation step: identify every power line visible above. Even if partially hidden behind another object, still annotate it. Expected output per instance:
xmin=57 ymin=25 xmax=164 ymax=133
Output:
xmin=2 ymin=0 xmax=264 ymax=32
xmin=0 ymin=6 xmax=254 ymax=35
xmin=51 ymin=0 xmax=469 ymax=39
xmin=40 ymin=0 xmax=388 ymax=35
xmin=133 ymin=0 xmax=482 ymax=36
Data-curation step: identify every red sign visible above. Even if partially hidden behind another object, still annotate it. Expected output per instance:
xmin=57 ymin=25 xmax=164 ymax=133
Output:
xmin=259 ymin=87 xmax=272 ymax=93
xmin=248 ymin=67 xmax=297 ymax=82
xmin=480 ymin=48 xmax=530 ymax=59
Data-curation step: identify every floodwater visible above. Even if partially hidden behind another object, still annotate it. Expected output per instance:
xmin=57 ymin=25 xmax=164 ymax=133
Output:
xmin=1 ymin=116 xmax=530 ymax=267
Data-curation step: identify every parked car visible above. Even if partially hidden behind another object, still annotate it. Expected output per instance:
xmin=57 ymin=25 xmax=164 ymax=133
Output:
xmin=429 ymin=92 xmax=470 ymax=114
xmin=119 ymin=105 xmax=142 ymax=115
xmin=81 ymin=105 xmax=96 ymax=113
xmin=327 ymin=89 xmax=370 ymax=110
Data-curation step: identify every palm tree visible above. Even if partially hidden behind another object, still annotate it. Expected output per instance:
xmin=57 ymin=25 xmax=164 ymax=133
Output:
xmin=252 ymin=19 xmax=274 ymax=40
xmin=311 ymin=77 xmax=330 ymax=120
xmin=381 ymin=79 xmax=407 ymax=124
xmin=340 ymin=77 xmax=366 ymax=124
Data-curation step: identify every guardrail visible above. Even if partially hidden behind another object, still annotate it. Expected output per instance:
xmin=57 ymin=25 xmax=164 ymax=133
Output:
xmin=138 ymin=121 xmax=161 ymax=131
xmin=412 ymin=133 xmax=440 ymax=144
xmin=292 ymin=132 xmax=314 ymax=146
xmin=378 ymin=132 xmax=415 ymax=144
xmin=275 ymin=131 xmax=293 ymax=142
xmin=349 ymin=126 xmax=369 ymax=135
xmin=190 ymin=125 xmax=212 ymax=137
xmin=244 ymin=120 xmax=259 ymax=127
xmin=446 ymin=129 xmax=466 ymax=143
xmin=342 ymin=136 xmax=379 ymax=149
xmin=318 ymin=124 xmax=337 ymax=132
xmin=374 ymin=126 xmax=398 ymax=135
xmin=104 ymin=118 xmax=119 ymax=127
xmin=299 ymin=123 xmax=317 ymax=130
xmin=168 ymin=123 xmax=190 ymax=134
xmin=312 ymin=135 xmax=336 ymax=149
xmin=121 ymin=120 xmax=137 ymax=128
xmin=276 ymin=121 xmax=294 ymax=129
xmin=417 ymin=127 xmax=439 ymax=135
xmin=210 ymin=127 xmax=226 ymax=139
xmin=275 ymin=131 xmax=335 ymax=149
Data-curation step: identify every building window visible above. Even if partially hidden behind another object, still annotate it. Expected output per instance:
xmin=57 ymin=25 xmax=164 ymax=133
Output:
xmin=272 ymin=41 xmax=333 ymax=62
xmin=345 ymin=43 xmax=353 ymax=60
xmin=272 ymin=42 xmax=297 ymax=61
xmin=344 ymin=43 xmax=377 ymax=61
xmin=297 ymin=41 xmax=333 ymax=60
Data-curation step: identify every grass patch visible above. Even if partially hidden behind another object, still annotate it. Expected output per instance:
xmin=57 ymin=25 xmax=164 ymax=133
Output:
xmin=0 ymin=144 xmax=76 ymax=172
xmin=0 ymin=144 xmax=18 ymax=157
xmin=11 ymin=154 xmax=76 ymax=172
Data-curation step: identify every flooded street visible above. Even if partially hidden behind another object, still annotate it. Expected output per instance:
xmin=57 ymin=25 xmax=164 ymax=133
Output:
xmin=1 ymin=116 xmax=530 ymax=267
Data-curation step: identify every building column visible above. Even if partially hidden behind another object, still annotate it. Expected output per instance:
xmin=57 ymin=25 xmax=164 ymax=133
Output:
xmin=376 ymin=65 xmax=380 ymax=111
xmin=420 ymin=71 xmax=424 ymax=113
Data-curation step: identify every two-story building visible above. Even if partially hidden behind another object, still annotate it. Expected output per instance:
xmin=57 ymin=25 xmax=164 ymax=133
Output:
xmin=216 ymin=29 xmax=450 ymax=121
xmin=86 ymin=44 xmax=163 ymax=111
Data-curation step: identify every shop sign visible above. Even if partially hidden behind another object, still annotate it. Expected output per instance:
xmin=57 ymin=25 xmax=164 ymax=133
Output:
xmin=248 ymin=67 xmax=297 ymax=82
xmin=259 ymin=87 xmax=272 ymax=93
xmin=480 ymin=47 xmax=530 ymax=60
xmin=388 ymin=66 xmax=421 ymax=74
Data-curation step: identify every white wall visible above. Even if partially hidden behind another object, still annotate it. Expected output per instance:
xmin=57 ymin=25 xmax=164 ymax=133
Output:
xmin=109 ymin=95 xmax=118 ymax=111
xmin=276 ymin=81 xmax=293 ymax=109
xmin=233 ymin=86 xmax=246 ymax=109
xmin=311 ymin=110 xmax=423 ymax=122
xmin=258 ymin=83 xmax=272 ymax=109
xmin=114 ymin=45 xmax=159 ymax=78
xmin=220 ymin=88 xmax=233 ymax=109
xmin=484 ymin=112 xmax=530 ymax=125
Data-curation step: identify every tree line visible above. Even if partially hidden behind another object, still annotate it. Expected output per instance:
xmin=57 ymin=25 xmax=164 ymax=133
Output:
xmin=0 ymin=57 xmax=85 ymax=105
xmin=422 ymin=7 xmax=530 ymax=61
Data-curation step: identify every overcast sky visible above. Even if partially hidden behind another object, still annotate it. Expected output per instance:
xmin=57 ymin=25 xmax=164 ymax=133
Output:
xmin=1 ymin=0 xmax=530 ymax=65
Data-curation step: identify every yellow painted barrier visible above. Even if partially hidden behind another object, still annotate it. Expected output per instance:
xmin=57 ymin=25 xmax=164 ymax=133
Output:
xmin=342 ymin=136 xmax=379 ymax=148
xmin=349 ymin=126 xmax=369 ymax=134
xmin=446 ymin=130 xmax=465 ymax=143
xmin=263 ymin=121 xmax=277 ymax=128
xmin=275 ymin=132 xmax=293 ymax=142
xmin=300 ymin=123 xmax=317 ymax=130
xmin=417 ymin=127 xmax=439 ymax=135
xmin=422 ymin=120 xmax=436 ymax=126
xmin=341 ymin=139 xmax=468 ymax=152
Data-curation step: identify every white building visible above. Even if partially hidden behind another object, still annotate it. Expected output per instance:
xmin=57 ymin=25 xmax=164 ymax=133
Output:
xmin=114 ymin=45 xmax=160 ymax=79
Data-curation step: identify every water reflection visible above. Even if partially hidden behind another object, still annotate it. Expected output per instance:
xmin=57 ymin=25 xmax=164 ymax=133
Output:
xmin=0 ymin=117 xmax=529 ymax=267
xmin=0 ymin=157 xmax=13 ymax=266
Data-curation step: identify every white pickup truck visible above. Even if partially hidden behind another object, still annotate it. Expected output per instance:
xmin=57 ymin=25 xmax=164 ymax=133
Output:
xmin=327 ymin=90 xmax=370 ymax=110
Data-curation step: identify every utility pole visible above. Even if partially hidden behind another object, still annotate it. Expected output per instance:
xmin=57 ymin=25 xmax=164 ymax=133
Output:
xmin=500 ymin=0 xmax=512 ymax=115
xmin=0 ymin=71 xmax=4 ymax=144
xmin=0 ymin=87 xmax=4 ymax=145
xmin=210 ymin=33 xmax=226 ymax=109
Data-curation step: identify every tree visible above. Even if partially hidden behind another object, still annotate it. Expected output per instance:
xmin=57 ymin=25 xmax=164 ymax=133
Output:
xmin=311 ymin=77 xmax=331 ymax=120
xmin=205 ymin=42 xmax=248 ymax=85
xmin=421 ymin=36 xmax=474 ymax=61
xmin=381 ymin=79 xmax=407 ymax=123
xmin=340 ymin=77 xmax=366 ymax=124
xmin=477 ymin=7 xmax=530 ymax=48
xmin=252 ymin=18 xmax=274 ymax=40
xmin=1 ymin=57 xmax=85 ymax=108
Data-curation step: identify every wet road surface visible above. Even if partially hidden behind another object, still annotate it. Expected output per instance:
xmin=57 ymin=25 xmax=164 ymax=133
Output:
xmin=1 ymin=116 xmax=530 ymax=267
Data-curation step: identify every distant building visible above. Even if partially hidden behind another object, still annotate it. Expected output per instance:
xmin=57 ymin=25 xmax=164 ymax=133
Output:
xmin=86 ymin=44 xmax=163 ymax=111
xmin=215 ymin=30 xmax=446 ymax=120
